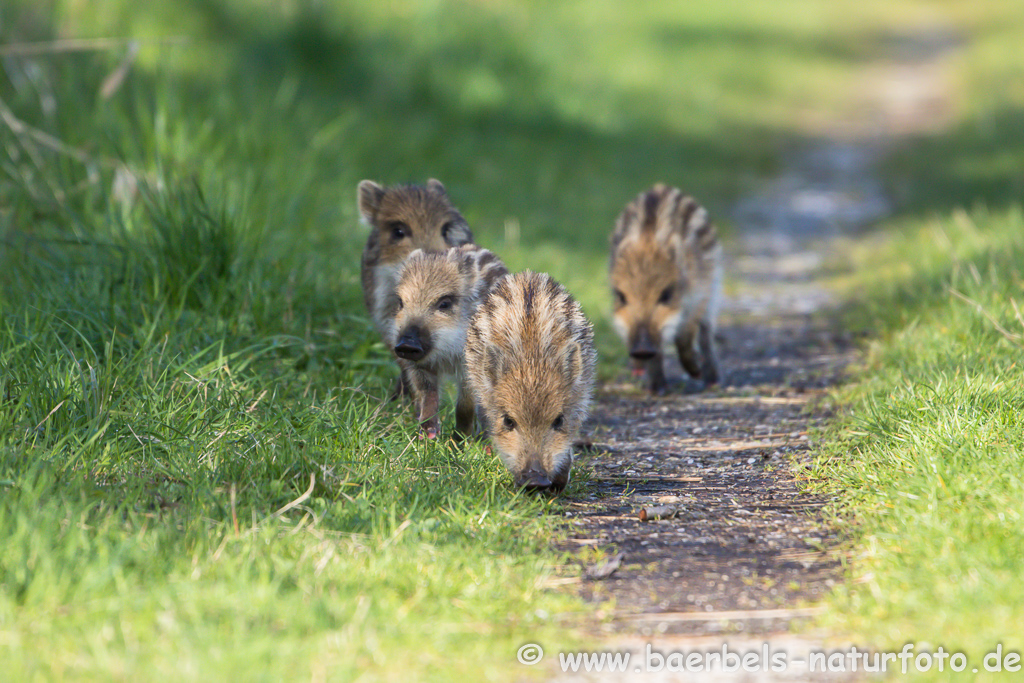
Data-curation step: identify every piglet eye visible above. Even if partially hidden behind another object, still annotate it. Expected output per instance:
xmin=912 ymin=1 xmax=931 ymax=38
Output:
xmin=613 ymin=289 xmax=626 ymax=307
xmin=395 ymin=296 xmax=404 ymax=310
xmin=436 ymin=295 xmax=455 ymax=312
xmin=388 ymin=221 xmax=410 ymax=240
xmin=441 ymin=220 xmax=454 ymax=242
xmin=658 ymin=286 xmax=674 ymax=305
xmin=552 ymin=414 xmax=564 ymax=430
xmin=502 ymin=415 xmax=516 ymax=431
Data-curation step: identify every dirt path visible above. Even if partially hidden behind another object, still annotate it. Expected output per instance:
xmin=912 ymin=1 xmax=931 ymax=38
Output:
xmin=544 ymin=23 xmax=961 ymax=683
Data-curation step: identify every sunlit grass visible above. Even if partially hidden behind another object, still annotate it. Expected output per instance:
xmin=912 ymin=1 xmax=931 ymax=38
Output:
xmin=811 ymin=2 xmax=1024 ymax=669
xmin=6 ymin=0 xmax=1023 ymax=679
xmin=816 ymin=209 xmax=1024 ymax=672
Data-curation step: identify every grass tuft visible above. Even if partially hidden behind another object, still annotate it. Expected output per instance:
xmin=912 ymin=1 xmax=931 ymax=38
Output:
xmin=128 ymin=180 xmax=249 ymax=312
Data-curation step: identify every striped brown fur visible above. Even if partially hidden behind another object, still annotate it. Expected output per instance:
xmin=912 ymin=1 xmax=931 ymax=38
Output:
xmin=388 ymin=244 xmax=508 ymax=439
xmin=466 ymin=271 xmax=597 ymax=491
xmin=357 ymin=178 xmax=474 ymax=397
xmin=358 ymin=179 xmax=474 ymax=332
xmin=609 ymin=184 xmax=723 ymax=393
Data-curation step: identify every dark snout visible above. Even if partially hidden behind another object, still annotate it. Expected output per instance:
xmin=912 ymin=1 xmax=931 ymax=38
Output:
xmin=629 ymin=327 xmax=659 ymax=361
xmin=394 ymin=326 xmax=430 ymax=361
xmin=515 ymin=466 xmax=553 ymax=491
xmin=515 ymin=463 xmax=570 ymax=493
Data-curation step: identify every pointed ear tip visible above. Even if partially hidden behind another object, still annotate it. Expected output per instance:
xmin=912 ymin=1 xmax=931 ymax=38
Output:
xmin=358 ymin=181 xmax=385 ymax=218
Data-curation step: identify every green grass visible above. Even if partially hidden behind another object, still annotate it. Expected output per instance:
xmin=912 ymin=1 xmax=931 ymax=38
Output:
xmin=4 ymin=0 xmax=1016 ymax=679
xmin=0 ymin=180 xmax=581 ymax=679
xmin=813 ymin=3 xmax=1024 ymax=675
xmin=885 ymin=0 xmax=1024 ymax=220
xmin=2 ymin=0 xmax=910 ymax=373
xmin=818 ymin=210 xmax=1024 ymax=667
xmin=0 ymin=1 xmax=878 ymax=678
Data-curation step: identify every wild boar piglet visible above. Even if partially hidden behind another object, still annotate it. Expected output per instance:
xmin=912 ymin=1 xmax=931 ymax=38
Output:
xmin=389 ymin=244 xmax=508 ymax=439
xmin=358 ymin=179 xmax=474 ymax=395
xmin=466 ymin=271 xmax=596 ymax=491
xmin=609 ymin=184 xmax=723 ymax=393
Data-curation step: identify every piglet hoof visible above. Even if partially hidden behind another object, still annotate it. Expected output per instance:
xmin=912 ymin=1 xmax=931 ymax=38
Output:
xmin=483 ymin=445 xmax=493 ymax=456
xmin=419 ymin=426 xmax=439 ymax=440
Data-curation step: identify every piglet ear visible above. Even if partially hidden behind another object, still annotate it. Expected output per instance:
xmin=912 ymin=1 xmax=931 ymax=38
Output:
xmin=426 ymin=178 xmax=447 ymax=196
xmin=357 ymin=180 xmax=385 ymax=224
